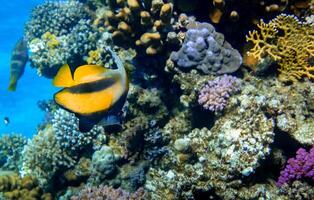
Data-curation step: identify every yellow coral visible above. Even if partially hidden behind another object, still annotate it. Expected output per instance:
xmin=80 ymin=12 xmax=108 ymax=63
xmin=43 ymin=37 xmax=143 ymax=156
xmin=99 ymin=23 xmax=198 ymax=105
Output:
xmin=87 ymin=49 xmax=102 ymax=64
xmin=246 ymin=14 xmax=314 ymax=82
xmin=0 ymin=172 xmax=52 ymax=200
xmin=42 ymin=32 xmax=60 ymax=49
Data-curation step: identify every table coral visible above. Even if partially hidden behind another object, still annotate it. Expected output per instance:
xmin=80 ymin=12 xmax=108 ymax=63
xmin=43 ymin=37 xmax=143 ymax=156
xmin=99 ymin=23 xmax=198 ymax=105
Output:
xmin=246 ymin=14 xmax=314 ymax=82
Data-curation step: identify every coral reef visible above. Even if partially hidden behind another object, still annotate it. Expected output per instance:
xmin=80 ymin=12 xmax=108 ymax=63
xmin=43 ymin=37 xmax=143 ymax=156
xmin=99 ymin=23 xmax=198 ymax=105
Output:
xmin=0 ymin=134 xmax=26 ymax=171
xmin=70 ymin=185 xmax=145 ymax=200
xmin=28 ymin=19 xmax=99 ymax=77
xmin=170 ymin=22 xmax=242 ymax=74
xmin=0 ymin=172 xmax=52 ymax=200
xmin=21 ymin=126 xmax=76 ymax=187
xmin=16 ymin=0 xmax=314 ymax=199
xmin=99 ymin=0 xmax=181 ymax=55
xmin=89 ymin=145 xmax=119 ymax=183
xmin=280 ymin=180 xmax=314 ymax=200
xmin=24 ymin=1 xmax=90 ymax=41
xmin=277 ymin=146 xmax=314 ymax=186
xmin=52 ymin=108 xmax=105 ymax=153
xmin=246 ymin=14 xmax=314 ymax=82
xmin=198 ymin=75 xmax=241 ymax=112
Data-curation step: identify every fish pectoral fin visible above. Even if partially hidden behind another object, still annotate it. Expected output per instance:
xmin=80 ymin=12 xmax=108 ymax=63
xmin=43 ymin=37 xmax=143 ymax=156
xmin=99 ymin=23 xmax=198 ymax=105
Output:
xmin=99 ymin=114 xmax=122 ymax=127
xmin=53 ymin=64 xmax=75 ymax=87
xmin=74 ymin=65 xmax=107 ymax=83
xmin=77 ymin=115 xmax=97 ymax=133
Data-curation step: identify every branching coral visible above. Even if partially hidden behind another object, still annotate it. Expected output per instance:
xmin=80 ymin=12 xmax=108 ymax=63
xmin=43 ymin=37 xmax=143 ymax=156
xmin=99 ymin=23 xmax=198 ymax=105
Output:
xmin=70 ymin=185 xmax=145 ymax=200
xmin=277 ymin=146 xmax=314 ymax=187
xmin=0 ymin=172 xmax=52 ymax=200
xmin=246 ymin=14 xmax=314 ymax=82
xmin=52 ymin=108 xmax=105 ymax=153
xmin=99 ymin=0 xmax=176 ymax=55
xmin=21 ymin=126 xmax=76 ymax=187
xmin=25 ymin=1 xmax=90 ymax=41
xmin=198 ymin=75 xmax=241 ymax=112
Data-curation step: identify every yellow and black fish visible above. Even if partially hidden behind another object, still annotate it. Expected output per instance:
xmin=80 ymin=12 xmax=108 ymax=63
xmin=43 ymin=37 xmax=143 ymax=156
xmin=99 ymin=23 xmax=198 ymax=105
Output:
xmin=53 ymin=49 xmax=129 ymax=132
xmin=8 ymin=39 xmax=28 ymax=91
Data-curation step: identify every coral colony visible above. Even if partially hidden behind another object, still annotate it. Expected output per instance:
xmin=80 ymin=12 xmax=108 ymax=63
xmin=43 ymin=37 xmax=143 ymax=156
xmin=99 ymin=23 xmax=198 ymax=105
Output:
xmin=0 ymin=0 xmax=314 ymax=199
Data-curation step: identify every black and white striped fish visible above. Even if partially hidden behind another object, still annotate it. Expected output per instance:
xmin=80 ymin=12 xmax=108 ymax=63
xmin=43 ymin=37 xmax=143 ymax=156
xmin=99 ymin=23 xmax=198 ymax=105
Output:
xmin=8 ymin=39 xmax=28 ymax=91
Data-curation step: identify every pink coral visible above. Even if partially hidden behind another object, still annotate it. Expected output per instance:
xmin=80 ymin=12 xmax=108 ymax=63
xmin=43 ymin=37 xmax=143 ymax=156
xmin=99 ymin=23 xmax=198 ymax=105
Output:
xmin=70 ymin=185 xmax=145 ymax=200
xmin=198 ymin=75 xmax=241 ymax=112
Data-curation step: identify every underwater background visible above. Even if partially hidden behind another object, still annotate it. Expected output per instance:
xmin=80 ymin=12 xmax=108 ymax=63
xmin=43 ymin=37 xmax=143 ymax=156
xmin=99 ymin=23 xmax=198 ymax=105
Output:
xmin=0 ymin=0 xmax=313 ymax=199
xmin=0 ymin=0 xmax=56 ymax=137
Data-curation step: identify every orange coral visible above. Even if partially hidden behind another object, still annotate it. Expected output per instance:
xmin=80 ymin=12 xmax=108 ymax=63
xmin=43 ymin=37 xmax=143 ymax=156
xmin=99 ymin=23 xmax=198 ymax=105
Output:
xmin=246 ymin=14 xmax=314 ymax=82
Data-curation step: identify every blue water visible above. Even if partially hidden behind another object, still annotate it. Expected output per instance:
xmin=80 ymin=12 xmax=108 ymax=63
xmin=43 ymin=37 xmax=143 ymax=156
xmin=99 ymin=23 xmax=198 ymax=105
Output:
xmin=0 ymin=0 xmax=57 ymax=137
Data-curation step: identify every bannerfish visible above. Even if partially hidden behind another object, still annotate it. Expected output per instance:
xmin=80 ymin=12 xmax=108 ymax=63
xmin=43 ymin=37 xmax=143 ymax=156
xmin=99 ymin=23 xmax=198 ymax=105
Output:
xmin=8 ymin=39 xmax=28 ymax=91
xmin=53 ymin=48 xmax=129 ymax=132
xmin=4 ymin=117 xmax=9 ymax=126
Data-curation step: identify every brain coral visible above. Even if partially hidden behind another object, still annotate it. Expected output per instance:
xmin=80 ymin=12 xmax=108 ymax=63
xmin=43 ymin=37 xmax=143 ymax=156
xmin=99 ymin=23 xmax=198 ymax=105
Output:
xmin=170 ymin=22 xmax=242 ymax=74
xmin=246 ymin=14 xmax=314 ymax=82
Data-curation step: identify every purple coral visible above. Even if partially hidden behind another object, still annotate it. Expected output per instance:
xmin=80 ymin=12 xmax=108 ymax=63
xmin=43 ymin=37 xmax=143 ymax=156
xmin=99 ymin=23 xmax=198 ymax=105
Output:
xmin=170 ymin=22 xmax=242 ymax=74
xmin=198 ymin=75 xmax=241 ymax=112
xmin=70 ymin=185 xmax=145 ymax=200
xmin=276 ymin=146 xmax=314 ymax=187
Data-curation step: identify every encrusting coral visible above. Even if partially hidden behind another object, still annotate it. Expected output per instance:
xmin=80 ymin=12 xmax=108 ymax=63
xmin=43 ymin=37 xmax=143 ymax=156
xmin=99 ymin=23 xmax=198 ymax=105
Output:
xmin=0 ymin=172 xmax=52 ymax=200
xmin=246 ymin=14 xmax=314 ymax=82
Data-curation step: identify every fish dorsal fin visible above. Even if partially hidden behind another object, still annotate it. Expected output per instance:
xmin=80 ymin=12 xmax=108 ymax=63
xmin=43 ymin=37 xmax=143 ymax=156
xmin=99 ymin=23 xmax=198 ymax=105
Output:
xmin=73 ymin=65 xmax=108 ymax=84
xmin=53 ymin=64 xmax=75 ymax=87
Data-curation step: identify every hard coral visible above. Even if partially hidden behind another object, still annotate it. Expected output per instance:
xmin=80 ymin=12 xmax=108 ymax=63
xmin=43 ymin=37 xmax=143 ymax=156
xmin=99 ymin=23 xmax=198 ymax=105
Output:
xmin=246 ymin=14 xmax=314 ymax=82
xmin=21 ymin=126 xmax=76 ymax=187
xmin=101 ymin=0 xmax=175 ymax=55
xmin=70 ymin=185 xmax=145 ymax=200
xmin=198 ymin=75 xmax=241 ymax=112
xmin=0 ymin=134 xmax=26 ymax=171
xmin=0 ymin=172 xmax=52 ymax=200
xmin=170 ymin=22 xmax=242 ymax=74
xmin=24 ymin=1 xmax=90 ymax=41
xmin=276 ymin=146 xmax=314 ymax=187
xmin=52 ymin=108 xmax=105 ymax=153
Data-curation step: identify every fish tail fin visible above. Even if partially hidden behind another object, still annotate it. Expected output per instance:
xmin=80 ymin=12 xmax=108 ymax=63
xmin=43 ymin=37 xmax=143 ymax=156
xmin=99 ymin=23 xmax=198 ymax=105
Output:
xmin=8 ymin=78 xmax=17 ymax=91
